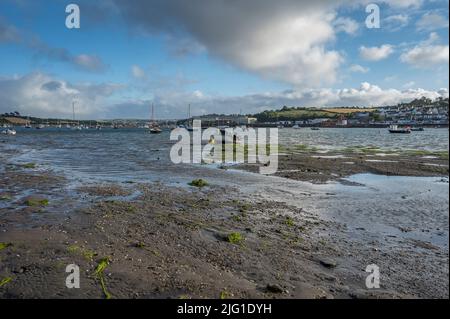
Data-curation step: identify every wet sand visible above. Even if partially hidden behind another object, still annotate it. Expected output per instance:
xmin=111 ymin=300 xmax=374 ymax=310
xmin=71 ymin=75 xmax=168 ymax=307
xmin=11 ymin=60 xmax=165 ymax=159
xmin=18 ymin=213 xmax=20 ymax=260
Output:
xmin=0 ymin=160 xmax=448 ymax=299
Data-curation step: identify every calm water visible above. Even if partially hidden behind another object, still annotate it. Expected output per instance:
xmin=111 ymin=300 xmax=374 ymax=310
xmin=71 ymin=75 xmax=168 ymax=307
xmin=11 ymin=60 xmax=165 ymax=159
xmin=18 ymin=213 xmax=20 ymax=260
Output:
xmin=0 ymin=127 xmax=448 ymax=183
xmin=279 ymin=127 xmax=449 ymax=152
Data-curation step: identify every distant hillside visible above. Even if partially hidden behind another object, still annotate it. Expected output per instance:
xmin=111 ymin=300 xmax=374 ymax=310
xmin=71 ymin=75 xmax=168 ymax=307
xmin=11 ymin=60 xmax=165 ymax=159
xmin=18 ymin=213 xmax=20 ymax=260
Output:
xmin=252 ymin=97 xmax=448 ymax=122
xmin=252 ymin=106 xmax=375 ymax=122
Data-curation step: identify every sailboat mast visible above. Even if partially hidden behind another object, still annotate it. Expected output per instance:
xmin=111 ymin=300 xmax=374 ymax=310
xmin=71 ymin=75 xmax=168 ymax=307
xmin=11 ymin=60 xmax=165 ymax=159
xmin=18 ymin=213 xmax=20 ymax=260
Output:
xmin=72 ymin=101 xmax=75 ymax=123
xmin=151 ymin=103 xmax=154 ymax=122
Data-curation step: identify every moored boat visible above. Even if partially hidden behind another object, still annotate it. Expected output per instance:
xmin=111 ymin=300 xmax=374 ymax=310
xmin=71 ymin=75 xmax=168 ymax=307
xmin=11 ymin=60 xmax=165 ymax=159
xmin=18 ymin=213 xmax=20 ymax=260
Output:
xmin=389 ymin=125 xmax=411 ymax=134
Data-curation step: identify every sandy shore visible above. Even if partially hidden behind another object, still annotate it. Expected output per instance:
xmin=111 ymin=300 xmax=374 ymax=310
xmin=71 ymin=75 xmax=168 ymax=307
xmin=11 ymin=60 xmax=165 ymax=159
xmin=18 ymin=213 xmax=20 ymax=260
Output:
xmin=0 ymin=158 xmax=448 ymax=299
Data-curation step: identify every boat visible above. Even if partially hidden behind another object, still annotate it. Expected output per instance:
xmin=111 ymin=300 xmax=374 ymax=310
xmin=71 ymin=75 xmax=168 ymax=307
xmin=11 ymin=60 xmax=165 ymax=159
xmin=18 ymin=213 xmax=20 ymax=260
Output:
xmin=149 ymin=126 xmax=162 ymax=134
xmin=292 ymin=124 xmax=301 ymax=129
xmin=389 ymin=125 xmax=411 ymax=134
xmin=1 ymin=129 xmax=16 ymax=135
xmin=186 ymin=104 xmax=194 ymax=131
xmin=36 ymin=124 xmax=45 ymax=129
xmin=410 ymin=127 xmax=424 ymax=132
xmin=310 ymin=127 xmax=320 ymax=131
xmin=149 ymin=103 xmax=162 ymax=134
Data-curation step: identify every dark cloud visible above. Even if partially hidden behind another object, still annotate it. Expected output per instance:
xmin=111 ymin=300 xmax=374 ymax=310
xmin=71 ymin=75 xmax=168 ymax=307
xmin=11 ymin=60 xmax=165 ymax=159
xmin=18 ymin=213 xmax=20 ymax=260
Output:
xmin=1 ymin=14 xmax=107 ymax=73
xmin=0 ymin=17 xmax=21 ymax=43
xmin=41 ymin=81 xmax=62 ymax=91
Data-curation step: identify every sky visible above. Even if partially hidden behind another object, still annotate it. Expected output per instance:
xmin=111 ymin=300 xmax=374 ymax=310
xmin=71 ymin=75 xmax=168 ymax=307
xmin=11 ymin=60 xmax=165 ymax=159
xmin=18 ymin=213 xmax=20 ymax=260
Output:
xmin=0 ymin=0 xmax=449 ymax=119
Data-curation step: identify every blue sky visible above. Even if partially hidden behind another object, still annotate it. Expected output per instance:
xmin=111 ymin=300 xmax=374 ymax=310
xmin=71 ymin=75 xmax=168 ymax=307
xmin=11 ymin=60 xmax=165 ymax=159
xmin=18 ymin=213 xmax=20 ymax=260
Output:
xmin=0 ymin=0 xmax=448 ymax=119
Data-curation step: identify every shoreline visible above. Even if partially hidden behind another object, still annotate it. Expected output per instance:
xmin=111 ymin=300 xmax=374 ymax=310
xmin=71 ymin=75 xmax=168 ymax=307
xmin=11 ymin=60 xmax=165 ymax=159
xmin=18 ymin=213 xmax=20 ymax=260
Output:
xmin=0 ymin=154 xmax=448 ymax=298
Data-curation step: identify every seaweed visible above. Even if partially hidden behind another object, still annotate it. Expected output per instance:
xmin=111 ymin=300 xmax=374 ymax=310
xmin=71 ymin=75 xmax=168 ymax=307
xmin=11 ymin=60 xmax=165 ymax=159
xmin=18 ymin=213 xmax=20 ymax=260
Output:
xmin=0 ymin=242 xmax=12 ymax=251
xmin=227 ymin=232 xmax=244 ymax=245
xmin=0 ymin=277 xmax=12 ymax=288
xmin=25 ymin=198 xmax=49 ymax=207
xmin=0 ymin=195 xmax=12 ymax=201
xmin=67 ymin=245 xmax=96 ymax=261
xmin=94 ymin=257 xmax=112 ymax=299
xmin=20 ymin=163 xmax=37 ymax=169
xmin=285 ymin=217 xmax=295 ymax=227
xmin=188 ymin=179 xmax=209 ymax=188
xmin=220 ymin=290 xmax=230 ymax=299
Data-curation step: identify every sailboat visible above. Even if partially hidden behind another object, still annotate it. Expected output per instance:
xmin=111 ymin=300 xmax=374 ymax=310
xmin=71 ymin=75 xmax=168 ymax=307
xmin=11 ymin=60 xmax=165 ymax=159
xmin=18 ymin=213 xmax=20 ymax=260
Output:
xmin=186 ymin=104 xmax=194 ymax=131
xmin=25 ymin=117 xmax=32 ymax=129
xmin=71 ymin=101 xmax=82 ymax=130
xmin=149 ymin=103 xmax=162 ymax=134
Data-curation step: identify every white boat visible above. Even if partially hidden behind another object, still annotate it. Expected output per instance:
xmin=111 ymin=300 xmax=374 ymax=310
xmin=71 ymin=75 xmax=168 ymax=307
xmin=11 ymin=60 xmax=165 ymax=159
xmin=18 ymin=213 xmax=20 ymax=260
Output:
xmin=1 ymin=129 xmax=16 ymax=135
xmin=389 ymin=125 xmax=411 ymax=134
xmin=292 ymin=124 xmax=301 ymax=129
xmin=149 ymin=103 xmax=162 ymax=134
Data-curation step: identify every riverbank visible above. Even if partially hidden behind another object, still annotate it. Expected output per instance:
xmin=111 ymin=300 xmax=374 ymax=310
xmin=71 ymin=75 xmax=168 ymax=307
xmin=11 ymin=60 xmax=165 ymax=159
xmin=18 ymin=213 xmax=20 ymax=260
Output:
xmin=0 ymin=161 xmax=448 ymax=299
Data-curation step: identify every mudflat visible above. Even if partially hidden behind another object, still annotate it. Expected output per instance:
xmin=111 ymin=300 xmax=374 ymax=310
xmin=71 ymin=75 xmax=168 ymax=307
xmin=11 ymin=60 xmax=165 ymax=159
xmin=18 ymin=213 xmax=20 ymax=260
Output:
xmin=0 ymin=161 xmax=448 ymax=299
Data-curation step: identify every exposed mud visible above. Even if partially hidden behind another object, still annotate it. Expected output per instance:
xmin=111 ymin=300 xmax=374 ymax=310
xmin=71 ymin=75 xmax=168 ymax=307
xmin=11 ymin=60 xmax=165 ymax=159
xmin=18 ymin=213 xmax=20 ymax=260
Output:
xmin=238 ymin=149 xmax=449 ymax=184
xmin=0 ymin=163 xmax=448 ymax=299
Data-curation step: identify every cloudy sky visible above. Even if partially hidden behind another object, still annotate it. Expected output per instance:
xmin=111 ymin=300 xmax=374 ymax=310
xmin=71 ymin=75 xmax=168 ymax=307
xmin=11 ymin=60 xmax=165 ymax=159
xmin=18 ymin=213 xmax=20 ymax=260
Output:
xmin=0 ymin=0 xmax=448 ymax=119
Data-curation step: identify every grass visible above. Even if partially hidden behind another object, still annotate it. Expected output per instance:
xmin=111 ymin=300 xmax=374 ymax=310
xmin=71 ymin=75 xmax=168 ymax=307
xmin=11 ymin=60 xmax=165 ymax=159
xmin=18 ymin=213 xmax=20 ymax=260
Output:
xmin=227 ymin=232 xmax=244 ymax=245
xmin=324 ymin=108 xmax=376 ymax=114
xmin=95 ymin=257 xmax=112 ymax=299
xmin=189 ymin=179 xmax=209 ymax=188
xmin=0 ymin=277 xmax=12 ymax=288
xmin=24 ymin=198 xmax=49 ymax=207
xmin=0 ymin=242 xmax=12 ymax=251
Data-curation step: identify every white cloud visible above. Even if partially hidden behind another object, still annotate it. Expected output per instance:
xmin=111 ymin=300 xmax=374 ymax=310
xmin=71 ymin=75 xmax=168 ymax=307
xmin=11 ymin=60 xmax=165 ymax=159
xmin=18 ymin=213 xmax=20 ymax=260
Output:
xmin=131 ymin=65 xmax=146 ymax=79
xmin=111 ymin=0 xmax=351 ymax=87
xmin=400 ymin=33 xmax=449 ymax=68
xmin=72 ymin=54 xmax=107 ymax=73
xmin=0 ymin=73 xmax=123 ymax=118
xmin=1 ymin=73 xmax=447 ymax=119
xmin=416 ymin=12 xmax=449 ymax=31
xmin=333 ymin=17 xmax=359 ymax=35
xmin=402 ymin=81 xmax=416 ymax=88
xmin=111 ymin=83 xmax=448 ymax=119
xmin=385 ymin=0 xmax=423 ymax=8
xmin=349 ymin=64 xmax=369 ymax=73
xmin=359 ymin=45 xmax=394 ymax=61
xmin=384 ymin=14 xmax=409 ymax=30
